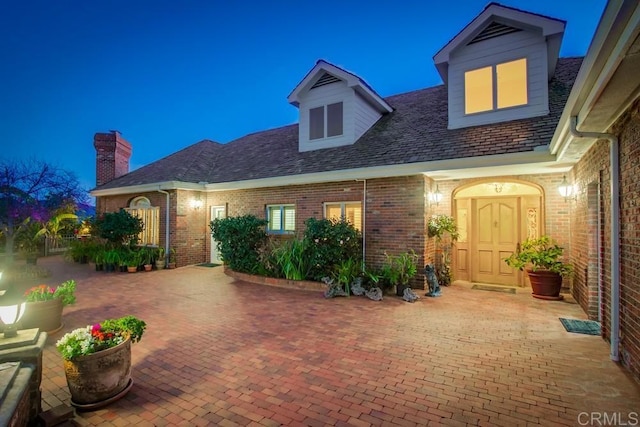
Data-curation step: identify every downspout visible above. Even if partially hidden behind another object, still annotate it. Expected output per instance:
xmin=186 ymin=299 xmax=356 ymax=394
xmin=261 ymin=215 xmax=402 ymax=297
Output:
xmin=569 ymin=116 xmax=620 ymax=362
xmin=157 ymin=188 xmax=170 ymax=267
xmin=357 ymin=179 xmax=367 ymax=270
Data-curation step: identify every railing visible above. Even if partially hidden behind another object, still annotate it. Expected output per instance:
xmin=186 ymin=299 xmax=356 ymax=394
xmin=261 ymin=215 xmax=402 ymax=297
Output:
xmin=44 ymin=235 xmax=77 ymax=256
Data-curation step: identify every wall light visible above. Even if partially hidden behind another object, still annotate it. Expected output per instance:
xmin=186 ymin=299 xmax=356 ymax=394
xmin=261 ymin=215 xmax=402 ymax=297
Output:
xmin=430 ymin=185 xmax=443 ymax=206
xmin=558 ymin=175 xmax=577 ymax=202
xmin=191 ymin=194 xmax=203 ymax=210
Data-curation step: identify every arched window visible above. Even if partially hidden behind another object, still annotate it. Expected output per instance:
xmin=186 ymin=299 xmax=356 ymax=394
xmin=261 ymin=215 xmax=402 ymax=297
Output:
xmin=125 ymin=197 xmax=160 ymax=245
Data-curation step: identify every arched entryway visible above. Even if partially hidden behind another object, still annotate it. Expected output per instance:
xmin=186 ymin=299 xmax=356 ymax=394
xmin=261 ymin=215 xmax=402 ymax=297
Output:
xmin=453 ymin=180 xmax=544 ymax=286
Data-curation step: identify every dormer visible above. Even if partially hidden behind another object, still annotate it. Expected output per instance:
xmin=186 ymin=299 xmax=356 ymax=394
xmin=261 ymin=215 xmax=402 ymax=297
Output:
xmin=288 ymin=60 xmax=393 ymax=152
xmin=433 ymin=3 xmax=565 ymax=130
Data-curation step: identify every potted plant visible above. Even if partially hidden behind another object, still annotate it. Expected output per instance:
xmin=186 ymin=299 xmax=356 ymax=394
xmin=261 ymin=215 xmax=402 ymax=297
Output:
xmin=427 ymin=215 xmax=459 ymax=286
xmin=125 ymin=250 xmax=140 ymax=273
xmin=20 ymin=280 xmax=77 ymax=333
xmin=382 ymin=250 xmax=419 ymax=296
xmin=167 ymin=248 xmax=177 ymax=269
xmin=155 ymin=247 xmax=166 ymax=270
xmin=504 ymin=235 xmax=573 ymax=300
xmin=141 ymin=247 xmax=154 ymax=272
xmin=56 ymin=315 xmax=146 ymax=409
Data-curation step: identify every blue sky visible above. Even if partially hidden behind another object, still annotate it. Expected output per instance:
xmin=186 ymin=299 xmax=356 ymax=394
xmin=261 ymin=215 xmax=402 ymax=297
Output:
xmin=1 ymin=0 xmax=606 ymax=194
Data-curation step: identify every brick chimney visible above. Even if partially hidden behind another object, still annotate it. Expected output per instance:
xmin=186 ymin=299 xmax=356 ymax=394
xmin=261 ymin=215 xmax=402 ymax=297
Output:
xmin=94 ymin=130 xmax=132 ymax=187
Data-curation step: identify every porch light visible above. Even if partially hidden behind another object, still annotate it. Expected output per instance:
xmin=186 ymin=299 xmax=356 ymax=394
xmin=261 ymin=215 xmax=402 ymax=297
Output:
xmin=0 ymin=290 xmax=26 ymax=339
xmin=558 ymin=176 xmax=576 ymax=202
xmin=430 ymin=185 xmax=443 ymax=206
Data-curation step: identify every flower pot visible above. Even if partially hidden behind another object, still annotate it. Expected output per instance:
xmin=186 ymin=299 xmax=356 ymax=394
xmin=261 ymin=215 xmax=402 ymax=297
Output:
xmin=167 ymin=262 xmax=176 ymax=269
xmin=20 ymin=298 xmax=64 ymax=333
xmin=63 ymin=338 xmax=133 ymax=409
xmin=127 ymin=266 xmax=137 ymax=273
xmin=143 ymin=264 xmax=152 ymax=272
xmin=155 ymin=259 xmax=165 ymax=270
xmin=526 ymin=269 xmax=563 ymax=300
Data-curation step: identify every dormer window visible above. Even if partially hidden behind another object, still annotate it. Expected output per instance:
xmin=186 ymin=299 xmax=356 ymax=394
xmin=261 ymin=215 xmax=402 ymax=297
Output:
xmin=309 ymin=102 xmax=343 ymax=140
xmin=465 ymin=58 xmax=528 ymax=114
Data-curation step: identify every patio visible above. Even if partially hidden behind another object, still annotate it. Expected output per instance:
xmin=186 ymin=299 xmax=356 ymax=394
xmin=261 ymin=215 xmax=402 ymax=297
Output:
xmin=23 ymin=256 xmax=640 ymax=426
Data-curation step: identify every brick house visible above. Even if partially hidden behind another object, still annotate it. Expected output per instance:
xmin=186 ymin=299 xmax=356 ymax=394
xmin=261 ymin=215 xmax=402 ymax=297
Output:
xmin=91 ymin=2 xmax=640 ymax=381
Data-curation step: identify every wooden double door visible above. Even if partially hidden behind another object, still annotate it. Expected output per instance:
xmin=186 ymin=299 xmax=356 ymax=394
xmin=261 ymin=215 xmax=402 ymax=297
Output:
xmin=454 ymin=195 xmax=541 ymax=286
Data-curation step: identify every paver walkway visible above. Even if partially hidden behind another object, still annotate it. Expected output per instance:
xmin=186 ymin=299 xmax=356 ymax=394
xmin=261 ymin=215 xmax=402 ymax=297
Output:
xmin=15 ymin=256 xmax=640 ymax=425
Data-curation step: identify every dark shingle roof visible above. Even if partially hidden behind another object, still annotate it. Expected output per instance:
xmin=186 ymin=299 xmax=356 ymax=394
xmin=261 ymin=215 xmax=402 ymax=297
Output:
xmin=95 ymin=57 xmax=583 ymax=191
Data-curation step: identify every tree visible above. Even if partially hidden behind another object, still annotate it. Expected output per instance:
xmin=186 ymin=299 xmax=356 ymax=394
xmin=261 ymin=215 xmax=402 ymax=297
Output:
xmin=0 ymin=158 xmax=88 ymax=257
xmin=90 ymin=209 xmax=144 ymax=246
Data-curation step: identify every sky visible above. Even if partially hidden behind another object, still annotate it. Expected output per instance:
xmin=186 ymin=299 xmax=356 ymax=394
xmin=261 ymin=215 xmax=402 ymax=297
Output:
xmin=1 ymin=0 xmax=607 ymax=196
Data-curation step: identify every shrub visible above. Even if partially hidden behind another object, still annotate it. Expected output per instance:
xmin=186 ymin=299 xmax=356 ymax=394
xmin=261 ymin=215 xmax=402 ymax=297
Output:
xmin=90 ymin=210 xmax=143 ymax=245
xmin=304 ymin=218 xmax=362 ymax=281
xmin=272 ymin=239 xmax=310 ymax=280
xmin=210 ymin=215 xmax=268 ymax=273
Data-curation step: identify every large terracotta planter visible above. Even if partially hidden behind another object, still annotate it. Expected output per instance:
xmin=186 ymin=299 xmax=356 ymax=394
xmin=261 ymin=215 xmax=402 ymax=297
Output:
xmin=526 ymin=269 xmax=563 ymax=300
xmin=63 ymin=338 xmax=133 ymax=410
xmin=20 ymin=298 xmax=64 ymax=333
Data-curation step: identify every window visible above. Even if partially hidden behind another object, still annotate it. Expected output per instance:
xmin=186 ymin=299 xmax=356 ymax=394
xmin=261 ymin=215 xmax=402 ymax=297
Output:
xmin=267 ymin=205 xmax=295 ymax=233
xmin=464 ymin=58 xmax=527 ymax=114
xmin=324 ymin=202 xmax=362 ymax=231
xmin=309 ymin=102 xmax=343 ymax=140
xmin=125 ymin=197 xmax=160 ymax=245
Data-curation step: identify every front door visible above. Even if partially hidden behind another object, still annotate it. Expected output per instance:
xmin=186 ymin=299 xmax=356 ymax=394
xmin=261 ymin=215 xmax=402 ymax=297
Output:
xmin=210 ymin=206 xmax=226 ymax=264
xmin=473 ymin=197 xmax=519 ymax=285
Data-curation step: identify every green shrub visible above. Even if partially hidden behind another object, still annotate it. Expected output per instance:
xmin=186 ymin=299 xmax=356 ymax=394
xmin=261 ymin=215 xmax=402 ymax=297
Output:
xmin=210 ymin=215 xmax=268 ymax=273
xmin=272 ymin=238 xmax=310 ymax=280
xmin=304 ymin=218 xmax=362 ymax=281
xmin=90 ymin=209 xmax=143 ymax=245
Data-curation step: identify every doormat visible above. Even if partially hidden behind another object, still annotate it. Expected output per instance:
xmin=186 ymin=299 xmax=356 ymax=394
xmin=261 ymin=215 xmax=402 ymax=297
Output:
xmin=196 ymin=263 xmax=221 ymax=268
xmin=471 ymin=284 xmax=516 ymax=294
xmin=559 ymin=318 xmax=601 ymax=335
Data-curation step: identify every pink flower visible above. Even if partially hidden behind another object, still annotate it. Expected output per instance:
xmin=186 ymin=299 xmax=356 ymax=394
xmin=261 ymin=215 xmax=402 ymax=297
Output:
xmin=91 ymin=324 xmax=102 ymax=333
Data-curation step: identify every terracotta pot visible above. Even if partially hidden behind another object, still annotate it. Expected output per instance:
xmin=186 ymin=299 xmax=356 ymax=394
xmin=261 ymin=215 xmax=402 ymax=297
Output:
xmin=526 ymin=269 xmax=563 ymax=300
xmin=144 ymin=264 xmax=152 ymax=272
xmin=63 ymin=338 xmax=132 ymax=409
xmin=127 ymin=266 xmax=137 ymax=273
xmin=20 ymin=298 xmax=63 ymax=333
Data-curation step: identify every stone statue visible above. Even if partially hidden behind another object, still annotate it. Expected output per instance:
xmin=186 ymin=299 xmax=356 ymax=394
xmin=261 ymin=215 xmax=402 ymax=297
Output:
xmin=425 ymin=264 xmax=442 ymax=297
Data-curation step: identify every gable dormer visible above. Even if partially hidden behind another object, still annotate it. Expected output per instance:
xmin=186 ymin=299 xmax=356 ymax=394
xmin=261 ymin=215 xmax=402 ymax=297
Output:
xmin=433 ymin=3 xmax=565 ymax=130
xmin=288 ymin=60 xmax=393 ymax=152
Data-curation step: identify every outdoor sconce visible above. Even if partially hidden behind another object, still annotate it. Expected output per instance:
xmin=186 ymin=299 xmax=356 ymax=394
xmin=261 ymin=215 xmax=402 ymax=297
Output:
xmin=430 ymin=185 xmax=443 ymax=206
xmin=0 ymin=291 xmax=26 ymax=339
xmin=558 ymin=175 xmax=577 ymax=202
xmin=191 ymin=194 xmax=203 ymax=211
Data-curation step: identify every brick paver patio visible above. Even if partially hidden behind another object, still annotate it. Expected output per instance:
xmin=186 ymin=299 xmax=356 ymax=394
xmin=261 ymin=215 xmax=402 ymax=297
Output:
xmin=19 ymin=256 xmax=640 ymax=426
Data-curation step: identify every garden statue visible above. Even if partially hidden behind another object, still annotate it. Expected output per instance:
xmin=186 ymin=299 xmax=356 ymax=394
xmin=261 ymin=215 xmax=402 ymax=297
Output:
xmin=365 ymin=287 xmax=383 ymax=301
xmin=425 ymin=264 xmax=442 ymax=297
xmin=402 ymin=287 xmax=419 ymax=302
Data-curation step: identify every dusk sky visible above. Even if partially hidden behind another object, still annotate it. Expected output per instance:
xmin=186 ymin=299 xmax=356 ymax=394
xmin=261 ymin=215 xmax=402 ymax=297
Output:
xmin=1 ymin=0 xmax=606 ymax=197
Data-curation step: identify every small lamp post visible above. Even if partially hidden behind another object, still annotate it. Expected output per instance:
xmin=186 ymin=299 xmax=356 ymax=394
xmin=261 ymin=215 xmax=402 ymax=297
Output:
xmin=0 ymin=288 xmax=27 ymax=339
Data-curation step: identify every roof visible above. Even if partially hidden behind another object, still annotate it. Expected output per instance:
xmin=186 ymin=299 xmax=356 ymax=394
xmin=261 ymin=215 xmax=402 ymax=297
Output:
xmin=287 ymin=59 xmax=393 ymax=113
xmin=94 ymin=57 xmax=583 ymax=192
xmin=433 ymin=2 xmax=566 ymax=83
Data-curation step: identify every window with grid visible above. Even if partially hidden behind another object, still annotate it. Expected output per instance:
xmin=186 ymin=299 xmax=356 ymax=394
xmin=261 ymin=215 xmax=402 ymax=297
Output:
xmin=125 ymin=197 xmax=160 ymax=245
xmin=464 ymin=58 xmax=528 ymax=114
xmin=309 ymin=102 xmax=343 ymax=140
xmin=324 ymin=202 xmax=362 ymax=231
xmin=267 ymin=205 xmax=296 ymax=234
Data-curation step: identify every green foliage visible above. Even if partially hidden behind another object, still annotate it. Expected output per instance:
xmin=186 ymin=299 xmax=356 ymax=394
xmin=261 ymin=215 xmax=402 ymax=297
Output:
xmin=427 ymin=215 xmax=460 ymax=242
xmin=504 ymin=236 xmax=573 ymax=277
xmin=381 ymin=250 xmax=419 ymax=286
xmin=23 ymin=279 xmax=77 ymax=306
xmin=209 ymin=215 xmax=268 ymax=273
xmin=332 ymin=258 xmax=361 ymax=295
xmin=100 ymin=315 xmax=147 ymax=344
xmin=15 ymin=218 xmax=43 ymax=255
xmin=272 ymin=239 xmax=310 ymax=280
xmin=90 ymin=209 xmax=144 ymax=245
xmin=304 ymin=218 xmax=362 ymax=281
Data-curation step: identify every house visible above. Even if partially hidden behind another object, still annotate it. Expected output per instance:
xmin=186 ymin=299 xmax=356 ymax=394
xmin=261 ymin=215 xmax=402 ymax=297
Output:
xmin=91 ymin=1 xmax=640 ymax=382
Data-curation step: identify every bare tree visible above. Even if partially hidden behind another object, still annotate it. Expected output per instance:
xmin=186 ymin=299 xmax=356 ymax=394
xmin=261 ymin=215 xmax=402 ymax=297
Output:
xmin=0 ymin=158 xmax=88 ymax=258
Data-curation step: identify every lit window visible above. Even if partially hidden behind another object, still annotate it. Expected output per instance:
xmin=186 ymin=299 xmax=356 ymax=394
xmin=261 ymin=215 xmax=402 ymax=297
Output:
xmin=464 ymin=58 xmax=527 ymax=114
xmin=267 ymin=205 xmax=296 ymax=233
xmin=324 ymin=202 xmax=362 ymax=231
xmin=309 ymin=102 xmax=343 ymax=140
xmin=125 ymin=197 xmax=159 ymax=245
